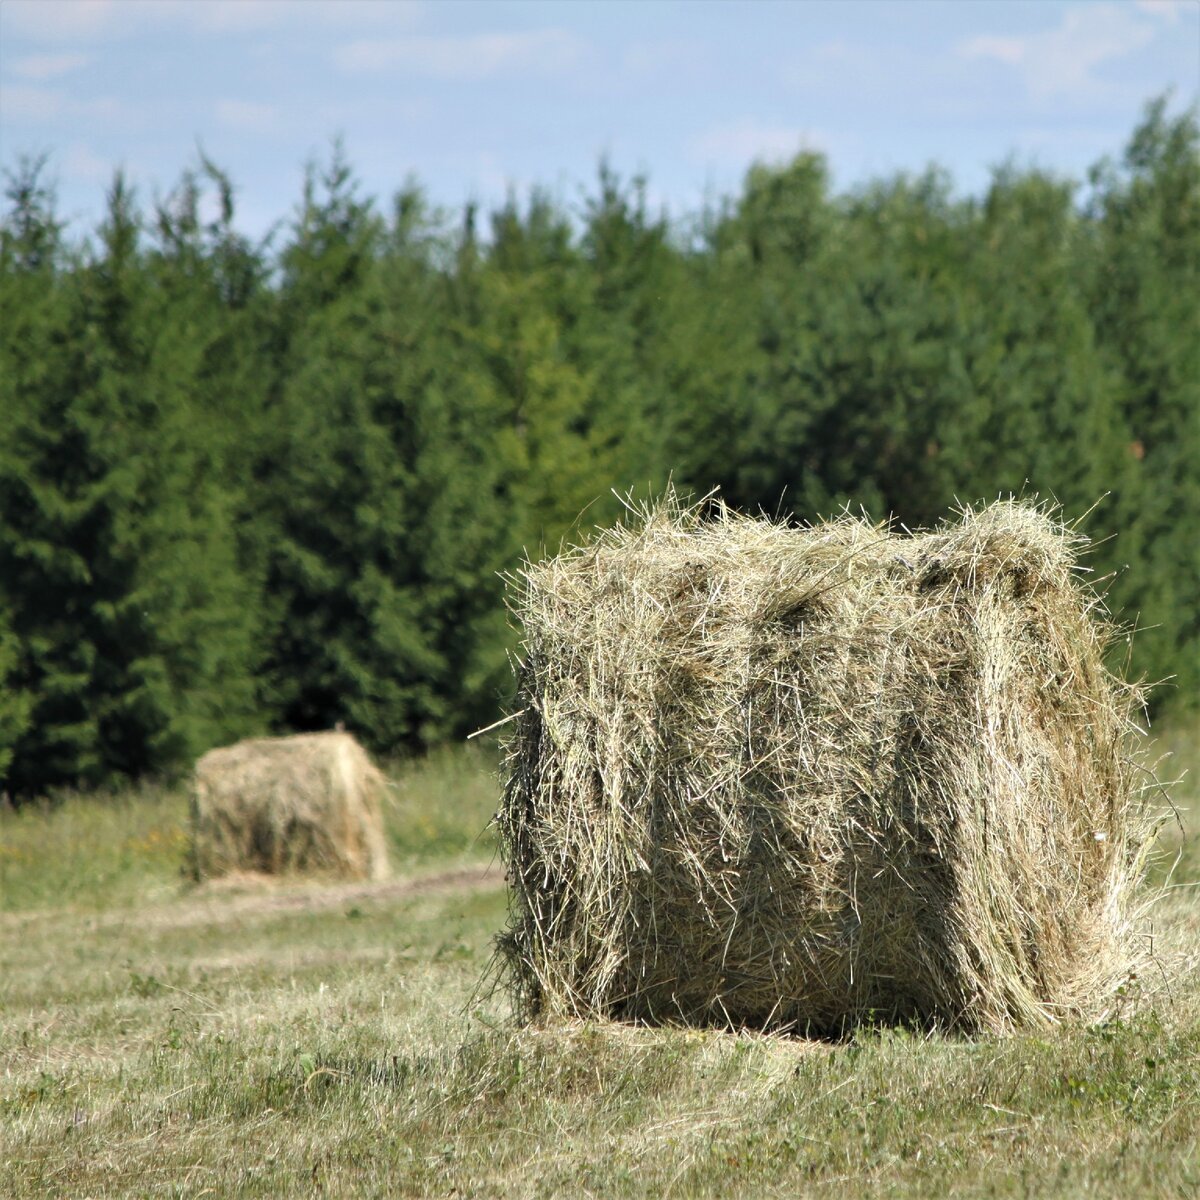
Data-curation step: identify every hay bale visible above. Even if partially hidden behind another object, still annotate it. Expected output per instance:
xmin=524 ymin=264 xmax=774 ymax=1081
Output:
xmin=496 ymin=497 xmax=1160 ymax=1035
xmin=191 ymin=731 xmax=390 ymax=881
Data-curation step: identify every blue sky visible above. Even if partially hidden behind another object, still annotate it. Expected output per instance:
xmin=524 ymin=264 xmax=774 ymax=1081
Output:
xmin=1 ymin=0 xmax=1197 ymax=241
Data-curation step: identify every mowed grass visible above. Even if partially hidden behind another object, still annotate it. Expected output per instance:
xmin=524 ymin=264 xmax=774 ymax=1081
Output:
xmin=2 ymin=728 xmax=1199 ymax=1199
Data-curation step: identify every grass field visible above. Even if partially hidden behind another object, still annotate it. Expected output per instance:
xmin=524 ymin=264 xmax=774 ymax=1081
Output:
xmin=2 ymin=727 xmax=1198 ymax=1198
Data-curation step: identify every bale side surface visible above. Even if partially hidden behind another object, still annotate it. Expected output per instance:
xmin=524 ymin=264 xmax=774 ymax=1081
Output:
xmin=191 ymin=731 xmax=390 ymax=881
xmin=496 ymin=499 xmax=1158 ymax=1035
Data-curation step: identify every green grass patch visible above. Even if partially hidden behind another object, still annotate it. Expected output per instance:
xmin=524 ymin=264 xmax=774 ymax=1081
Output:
xmin=381 ymin=741 xmax=501 ymax=871
xmin=0 ymin=779 xmax=190 ymax=913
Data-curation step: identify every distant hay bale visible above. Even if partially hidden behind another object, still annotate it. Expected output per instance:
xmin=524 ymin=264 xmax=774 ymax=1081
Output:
xmin=191 ymin=731 xmax=390 ymax=882
xmin=496 ymin=496 xmax=1161 ymax=1036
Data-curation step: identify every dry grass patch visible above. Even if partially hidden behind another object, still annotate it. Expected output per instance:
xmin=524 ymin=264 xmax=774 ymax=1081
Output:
xmin=0 ymin=731 xmax=1197 ymax=1199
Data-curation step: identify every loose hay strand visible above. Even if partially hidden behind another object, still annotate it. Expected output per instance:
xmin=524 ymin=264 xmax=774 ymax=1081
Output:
xmin=495 ymin=493 xmax=1163 ymax=1036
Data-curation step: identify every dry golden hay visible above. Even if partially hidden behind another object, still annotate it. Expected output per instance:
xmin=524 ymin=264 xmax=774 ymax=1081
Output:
xmin=191 ymin=731 xmax=390 ymax=882
xmin=496 ymin=494 xmax=1163 ymax=1036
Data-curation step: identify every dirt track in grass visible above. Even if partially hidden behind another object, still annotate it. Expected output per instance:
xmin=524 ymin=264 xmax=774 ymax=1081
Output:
xmin=1 ymin=861 xmax=503 ymax=933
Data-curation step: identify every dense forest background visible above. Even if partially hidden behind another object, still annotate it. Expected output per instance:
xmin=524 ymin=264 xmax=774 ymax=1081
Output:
xmin=1 ymin=98 xmax=1196 ymax=799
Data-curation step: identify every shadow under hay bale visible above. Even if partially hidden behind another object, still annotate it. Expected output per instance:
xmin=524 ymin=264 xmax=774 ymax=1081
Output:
xmin=191 ymin=731 xmax=390 ymax=882
xmin=496 ymin=496 xmax=1162 ymax=1036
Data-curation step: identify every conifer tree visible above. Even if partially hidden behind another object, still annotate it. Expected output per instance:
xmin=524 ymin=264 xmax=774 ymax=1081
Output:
xmin=262 ymin=150 xmax=417 ymax=746
xmin=576 ymin=164 xmax=677 ymax=496
xmin=0 ymin=606 xmax=30 ymax=784
xmin=3 ymin=103 xmax=1197 ymax=788
xmin=429 ymin=194 xmax=611 ymax=726
xmin=474 ymin=193 xmax=617 ymax=543
xmin=0 ymin=170 xmax=258 ymax=794
xmin=0 ymin=156 xmax=59 ymax=783
xmin=1088 ymin=99 xmax=1200 ymax=702
xmin=693 ymin=156 xmax=975 ymax=523
xmin=961 ymin=168 xmax=1133 ymax=526
xmin=664 ymin=153 xmax=835 ymax=514
xmin=261 ymin=153 xmax=505 ymax=750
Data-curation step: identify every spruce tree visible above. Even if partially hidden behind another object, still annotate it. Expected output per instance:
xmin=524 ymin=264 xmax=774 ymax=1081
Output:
xmin=961 ymin=168 xmax=1133 ymax=524
xmin=262 ymin=153 xmax=463 ymax=750
xmin=0 ymin=170 xmax=258 ymax=794
xmin=0 ymin=157 xmax=58 ymax=785
xmin=1088 ymin=99 xmax=1200 ymax=704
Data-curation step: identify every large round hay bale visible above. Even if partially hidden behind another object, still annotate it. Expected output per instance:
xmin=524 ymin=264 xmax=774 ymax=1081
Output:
xmin=191 ymin=731 xmax=390 ymax=881
xmin=496 ymin=498 xmax=1159 ymax=1035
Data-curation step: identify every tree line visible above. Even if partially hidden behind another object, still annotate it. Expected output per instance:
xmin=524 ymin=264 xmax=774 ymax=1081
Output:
xmin=1 ymin=98 xmax=1196 ymax=798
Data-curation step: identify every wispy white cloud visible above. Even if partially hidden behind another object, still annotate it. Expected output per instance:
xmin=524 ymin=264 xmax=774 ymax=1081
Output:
xmin=62 ymin=140 xmax=114 ymax=184
xmin=215 ymin=99 xmax=281 ymax=135
xmin=0 ymin=83 xmax=67 ymax=122
xmin=8 ymin=52 xmax=91 ymax=81
xmin=267 ymin=0 xmax=425 ymax=31
xmin=621 ymin=37 xmax=707 ymax=76
xmin=1 ymin=0 xmax=422 ymax=40
xmin=1 ymin=0 xmax=117 ymax=41
xmin=333 ymin=29 xmax=584 ymax=79
xmin=311 ymin=95 xmax=431 ymax=131
xmin=688 ymin=120 xmax=823 ymax=168
xmin=0 ymin=82 xmax=128 ymax=125
xmin=958 ymin=3 xmax=1157 ymax=100
xmin=184 ymin=0 xmax=422 ymax=34
xmin=1135 ymin=0 xmax=1188 ymax=22
xmin=181 ymin=1 xmax=292 ymax=34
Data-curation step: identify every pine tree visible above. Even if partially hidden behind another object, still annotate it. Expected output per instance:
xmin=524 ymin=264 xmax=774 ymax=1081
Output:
xmin=259 ymin=152 xmax=489 ymax=750
xmin=960 ymin=167 xmax=1133 ymax=524
xmin=663 ymin=153 xmax=836 ymax=515
xmin=1088 ymin=99 xmax=1200 ymax=704
xmin=0 ymin=170 xmax=259 ymax=794
xmin=692 ymin=155 xmax=976 ymax=524
xmin=0 ymin=156 xmax=59 ymax=784
xmin=576 ymin=164 xmax=677 ymax=498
